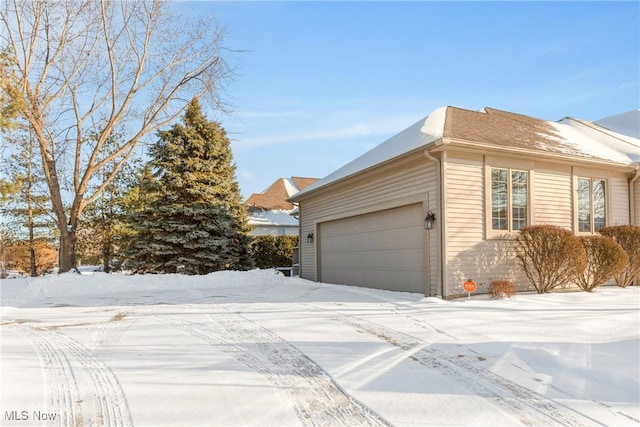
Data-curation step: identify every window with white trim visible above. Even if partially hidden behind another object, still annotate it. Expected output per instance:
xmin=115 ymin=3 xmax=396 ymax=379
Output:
xmin=491 ymin=168 xmax=529 ymax=232
xmin=577 ymin=177 xmax=606 ymax=232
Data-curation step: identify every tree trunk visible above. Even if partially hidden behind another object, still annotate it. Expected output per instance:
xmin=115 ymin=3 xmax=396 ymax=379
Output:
xmin=29 ymin=247 xmax=37 ymax=277
xmin=58 ymin=226 xmax=79 ymax=273
xmin=27 ymin=137 xmax=37 ymax=277
xmin=103 ymin=243 xmax=111 ymax=273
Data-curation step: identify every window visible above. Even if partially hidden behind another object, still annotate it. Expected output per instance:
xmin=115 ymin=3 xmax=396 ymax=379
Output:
xmin=577 ymin=178 xmax=606 ymax=232
xmin=491 ymin=168 xmax=528 ymax=232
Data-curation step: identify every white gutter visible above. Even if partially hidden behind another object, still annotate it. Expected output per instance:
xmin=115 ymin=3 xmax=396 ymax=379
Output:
xmin=630 ymin=166 xmax=640 ymax=225
xmin=423 ymin=147 xmax=444 ymax=298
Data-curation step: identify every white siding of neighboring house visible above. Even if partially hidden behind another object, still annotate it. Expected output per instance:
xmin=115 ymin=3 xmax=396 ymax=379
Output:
xmin=248 ymin=225 xmax=298 ymax=236
xmin=297 ymin=154 xmax=439 ymax=295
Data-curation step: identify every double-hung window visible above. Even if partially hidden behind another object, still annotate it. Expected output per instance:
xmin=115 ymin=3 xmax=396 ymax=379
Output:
xmin=491 ymin=168 xmax=529 ymax=232
xmin=577 ymin=177 xmax=606 ymax=232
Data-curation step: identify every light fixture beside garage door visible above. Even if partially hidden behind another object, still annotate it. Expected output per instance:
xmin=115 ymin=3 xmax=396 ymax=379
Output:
xmin=424 ymin=211 xmax=436 ymax=230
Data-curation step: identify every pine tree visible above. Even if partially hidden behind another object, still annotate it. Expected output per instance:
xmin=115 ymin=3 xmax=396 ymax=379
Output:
xmin=122 ymin=98 xmax=253 ymax=274
xmin=1 ymin=129 xmax=54 ymax=276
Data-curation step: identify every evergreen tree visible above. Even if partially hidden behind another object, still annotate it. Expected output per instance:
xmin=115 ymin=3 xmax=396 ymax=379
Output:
xmin=122 ymin=98 xmax=252 ymax=274
xmin=1 ymin=129 xmax=54 ymax=276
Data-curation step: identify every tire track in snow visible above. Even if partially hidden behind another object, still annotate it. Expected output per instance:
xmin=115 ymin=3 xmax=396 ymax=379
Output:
xmin=315 ymin=307 xmax=606 ymax=427
xmin=7 ymin=322 xmax=133 ymax=427
xmin=92 ymin=311 xmax=131 ymax=353
xmin=384 ymin=302 xmax=639 ymax=425
xmin=7 ymin=323 xmax=83 ymax=427
xmin=159 ymin=310 xmax=390 ymax=427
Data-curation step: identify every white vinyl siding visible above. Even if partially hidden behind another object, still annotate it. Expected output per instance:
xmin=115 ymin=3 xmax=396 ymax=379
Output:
xmin=445 ymin=154 xmax=542 ymax=297
xmin=445 ymin=155 xmax=484 ymax=258
xmin=444 ymin=155 xmax=497 ymax=296
xmin=534 ymin=167 xmax=572 ymax=227
xmin=609 ymin=174 xmax=631 ymax=226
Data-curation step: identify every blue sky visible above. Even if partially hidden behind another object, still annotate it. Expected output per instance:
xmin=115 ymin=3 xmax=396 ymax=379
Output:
xmin=175 ymin=1 xmax=639 ymax=198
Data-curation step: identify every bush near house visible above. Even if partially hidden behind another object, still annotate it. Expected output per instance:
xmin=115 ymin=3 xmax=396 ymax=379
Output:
xmin=489 ymin=280 xmax=516 ymax=298
xmin=250 ymin=235 xmax=299 ymax=269
xmin=598 ymin=225 xmax=640 ymax=288
xmin=574 ymin=236 xmax=628 ymax=292
xmin=514 ymin=225 xmax=587 ymax=294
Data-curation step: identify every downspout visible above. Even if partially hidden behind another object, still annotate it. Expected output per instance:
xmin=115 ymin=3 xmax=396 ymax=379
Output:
xmin=424 ymin=148 xmax=445 ymax=298
xmin=630 ymin=165 xmax=640 ymax=225
xmin=631 ymin=166 xmax=640 ymax=287
xmin=292 ymin=202 xmax=301 ymax=277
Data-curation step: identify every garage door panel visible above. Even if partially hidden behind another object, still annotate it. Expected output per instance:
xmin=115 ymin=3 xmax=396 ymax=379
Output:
xmin=319 ymin=204 xmax=425 ymax=293
xmin=321 ymin=268 xmax=424 ymax=293
xmin=321 ymin=227 xmax=422 ymax=252
xmin=321 ymin=248 xmax=423 ymax=271
xmin=321 ymin=207 xmax=421 ymax=236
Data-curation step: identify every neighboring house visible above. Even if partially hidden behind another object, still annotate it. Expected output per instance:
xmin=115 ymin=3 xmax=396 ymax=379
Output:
xmin=245 ymin=177 xmax=319 ymax=236
xmin=289 ymin=106 xmax=640 ymax=298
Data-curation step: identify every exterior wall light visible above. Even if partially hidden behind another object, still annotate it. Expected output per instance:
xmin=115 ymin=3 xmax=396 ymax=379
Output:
xmin=306 ymin=233 xmax=314 ymax=243
xmin=424 ymin=211 xmax=436 ymax=230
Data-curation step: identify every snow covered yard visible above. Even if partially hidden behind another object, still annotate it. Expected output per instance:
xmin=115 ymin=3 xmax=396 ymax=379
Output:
xmin=1 ymin=270 xmax=638 ymax=427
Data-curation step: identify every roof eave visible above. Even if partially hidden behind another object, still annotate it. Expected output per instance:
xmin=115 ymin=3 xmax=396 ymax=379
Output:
xmin=432 ymin=137 xmax=638 ymax=171
xmin=289 ymin=138 xmax=444 ymax=202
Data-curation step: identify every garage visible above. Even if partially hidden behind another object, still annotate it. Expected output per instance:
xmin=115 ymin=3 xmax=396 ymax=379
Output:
xmin=318 ymin=204 xmax=426 ymax=293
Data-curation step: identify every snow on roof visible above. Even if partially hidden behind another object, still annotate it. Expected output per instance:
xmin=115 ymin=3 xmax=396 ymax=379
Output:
xmin=594 ymin=110 xmax=640 ymax=139
xmin=282 ymin=178 xmax=298 ymax=197
xmin=246 ymin=176 xmax=320 ymax=210
xmin=247 ymin=209 xmax=298 ymax=226
xmin=293 ymin=109 xmax=446 ymax=198
xmin=291 ymin=106 xmax=640 ymax=201
xmin=552 ymin=117 xmax=640 ymax=164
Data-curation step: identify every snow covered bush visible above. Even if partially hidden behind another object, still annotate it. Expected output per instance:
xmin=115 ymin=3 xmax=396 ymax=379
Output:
xmin=574 ymin=236 xmax=628 ymax=292
xmin=489 ymin=280 xmax=516 ymax=298
xmin=514 ymin=225 xmax=586 ymax=294
xmin=250 ymin=235 xmax=298 ymax=269
xmin=598 ymin=225 xmax=640 ymax=288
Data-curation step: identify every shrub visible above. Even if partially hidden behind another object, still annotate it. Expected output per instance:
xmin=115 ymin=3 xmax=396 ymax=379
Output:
xmin=489 ymin=280 xmax=516 ymax=298
xmin=2 ymin=239 xmax=57 ymax=276
xmin=574 ymin=236 xmax=628 ymax=292
xmin=599 ymin=225 xmax=640 ymax=287
xmin=250 ymin=235 xmax=299 ymax=269
xmin=514 ymin=225 xmax=586 ymax=293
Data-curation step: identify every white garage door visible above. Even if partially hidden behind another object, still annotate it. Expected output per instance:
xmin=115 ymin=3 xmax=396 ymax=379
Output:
xmin=319 ymin=204 xmax=425 ymax=293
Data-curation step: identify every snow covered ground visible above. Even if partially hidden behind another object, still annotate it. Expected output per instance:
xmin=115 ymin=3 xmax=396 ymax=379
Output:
xmin=1 ymin=270 xmax=638 ymax=426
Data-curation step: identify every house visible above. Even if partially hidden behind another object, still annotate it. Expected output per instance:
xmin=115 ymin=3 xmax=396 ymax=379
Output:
xmin=289 ymin=106 xmax=640 ymax=298
xmin=244 ymin=177 xmax=319 ymax=236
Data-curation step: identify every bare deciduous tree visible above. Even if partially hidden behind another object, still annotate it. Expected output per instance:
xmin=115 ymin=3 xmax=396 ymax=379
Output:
xmin=1 ymin=0 xmax=233 ymax=272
